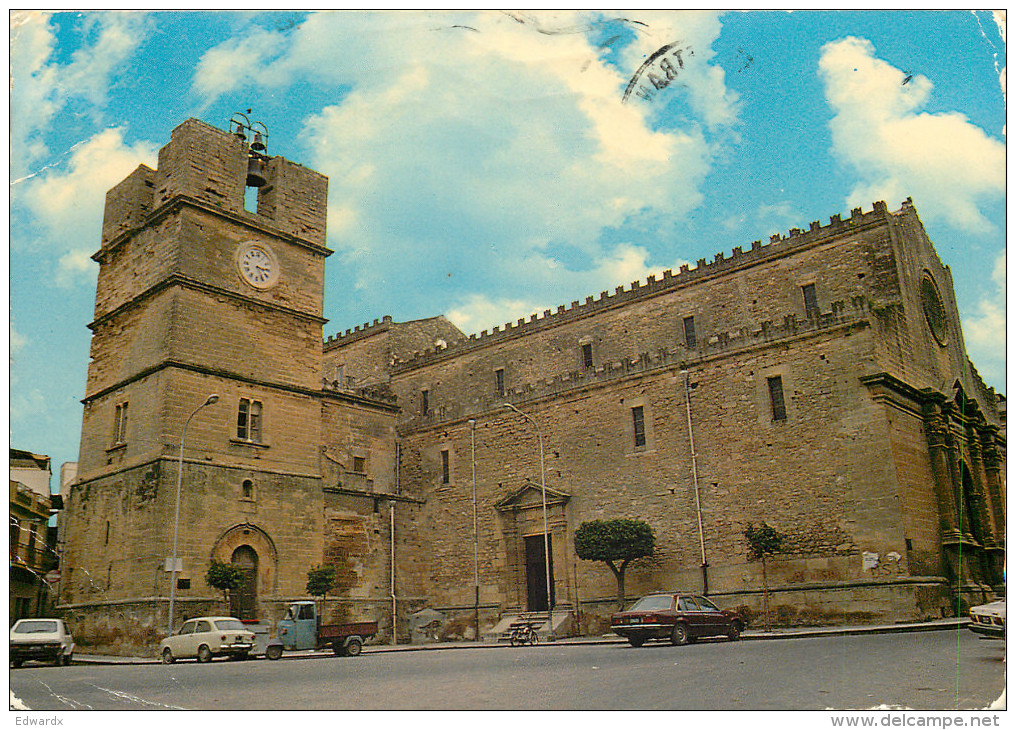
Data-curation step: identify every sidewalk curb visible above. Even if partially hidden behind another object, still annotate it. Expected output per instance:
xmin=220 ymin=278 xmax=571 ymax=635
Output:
xmin=71 ymin=619 xmax=970 ymax=665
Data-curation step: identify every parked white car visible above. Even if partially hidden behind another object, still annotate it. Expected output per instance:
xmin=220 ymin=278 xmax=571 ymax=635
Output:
xmin=160 ymin=616 xmax=255 ymax=663
xmin=969 ymin=599 xmax=1005 ymax=639
xmin=10 ymin=618 xmax=75 ymax=667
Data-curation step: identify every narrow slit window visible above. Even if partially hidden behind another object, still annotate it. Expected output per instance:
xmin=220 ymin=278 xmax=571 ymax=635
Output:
xmin=441 ymin=449 xmax=450 ymax=484
xmin=421 ymin=389 xmax=429 ymax=415
xmin=632 ymin=406 xmax=646 ymax=448
xmin=582 ymin=343 xmax=594 ymax=368
xmin=767 ymin=376 xmax=787 ymax=421
xmin=112 ymin=402 xmax=129 ymax=445
xmin=495 ymin=369 xmax=505 ymax=397
xmin=683 ymin=316 xmax=697 ymax=348
xmin=802 ymin=284 xmax=819 ymax=316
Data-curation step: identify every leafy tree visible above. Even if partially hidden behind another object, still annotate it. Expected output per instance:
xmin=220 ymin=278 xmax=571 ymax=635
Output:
xmin=205 ymin=559 xmax=246 ymax=612
xmin=306 ymin=564 xmax=338 ymax=620
xmin=743 ymin=522 xmax=786 ymax=632
xmin=574 ymin=518 xmax=655 ymax=609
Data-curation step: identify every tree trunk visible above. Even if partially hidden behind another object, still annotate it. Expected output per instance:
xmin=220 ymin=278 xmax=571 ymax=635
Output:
xmin=762 ymin=555 xmax=771 ymax=632
xmin=608 ymin=560 xmax=629 ymax=610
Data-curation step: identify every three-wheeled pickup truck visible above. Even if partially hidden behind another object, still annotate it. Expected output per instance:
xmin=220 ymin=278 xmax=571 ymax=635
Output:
xmin=265 ymin=600 xmax=377 ymax=660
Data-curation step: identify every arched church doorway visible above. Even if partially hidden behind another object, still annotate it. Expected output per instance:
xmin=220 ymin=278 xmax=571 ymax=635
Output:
xmin=230 ymin=545 xmax=258 ymax=620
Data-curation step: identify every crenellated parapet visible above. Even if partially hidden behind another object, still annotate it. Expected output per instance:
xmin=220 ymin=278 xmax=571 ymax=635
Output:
xmin=398 ymin=295 xmax=872 ymax=430
xmin=387 ymin=202 xmax=896 ymax=372
xmin=323 ymin=315 xmax=394 ymax=350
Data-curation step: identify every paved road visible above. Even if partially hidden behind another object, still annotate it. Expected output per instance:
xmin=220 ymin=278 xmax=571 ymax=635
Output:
xmin=10 ymin=629 xmax=1004 ymax=711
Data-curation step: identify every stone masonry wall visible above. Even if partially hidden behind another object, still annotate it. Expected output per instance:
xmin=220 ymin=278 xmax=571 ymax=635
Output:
xmin=394 ymin=321 xmax=925 ymax=623
xmin=64 ymin=458 xmax=323 ymax=651
xmin=323 ymin=316 xmax=466 ymax=388
xmin=386 ymin=214 xmax=894 ymax=427
xmin=384 ymin=203 xmax=970 ymax=625
xmin=320 ymin=398 xmax=399 ymax=494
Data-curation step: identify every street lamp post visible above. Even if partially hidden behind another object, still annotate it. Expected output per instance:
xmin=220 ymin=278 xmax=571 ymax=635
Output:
xmin=167 ymin=394 xmax=219 ymax=635
xmin=503 ymin=403 xmax=552 ymax=630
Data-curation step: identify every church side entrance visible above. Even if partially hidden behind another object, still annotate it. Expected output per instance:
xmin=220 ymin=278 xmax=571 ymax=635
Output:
xmin=230 ymin=545 xmax=258 ymax=620
xmin=524 ymin=534 xmax=554 ymax=612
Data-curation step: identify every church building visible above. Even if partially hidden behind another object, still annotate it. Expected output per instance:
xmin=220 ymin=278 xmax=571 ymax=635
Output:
xmin=59 ymin=119 xmax=1005 ymax=653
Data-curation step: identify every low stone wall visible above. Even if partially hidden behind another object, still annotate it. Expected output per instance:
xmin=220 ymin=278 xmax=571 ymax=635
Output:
xmin=575 ymin=577 xmax=952 ymax=633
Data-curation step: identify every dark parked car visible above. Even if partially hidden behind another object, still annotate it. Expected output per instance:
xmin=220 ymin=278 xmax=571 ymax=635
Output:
xmin=611 ymin=593 xmax=744 ymax=647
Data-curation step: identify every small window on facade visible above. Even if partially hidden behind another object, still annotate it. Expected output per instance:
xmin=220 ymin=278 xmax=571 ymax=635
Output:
xmin=421 ymin=389 xmax=429 ymax=415
xmin=112 ymin=402 xmax=128 ymax=445
xmin=802 ymin=283 xmax=819 ymax=316
xmin=10 ymin=520 xmax=19 ymax=558
xmin=237 ymin=398 xmax=263 ymax=442
xmin=105 ymin=521 xmax=110 ymax=545
xmin=242 ymin=479 xmax=254 ymax=499
xmin=177 ymin=578 xmax=191 ymax=590
xmin=582 ymin=343 xmax=594 ymax=368
xmin=353 ymin=456 xmax=366 ymax=474
xmin=441 ymin=449 xmax=450 ymax=484
xmin=495 ymin=369 xmax=505 ymax=397
xmin=632 ymin=406 xmax=646 ymax=449
xmin=683 ymin=316 xmax=697 ymax=348
xmin=26 ymin=527 xmax=36 ymax=565
xmin=767 ymin=376 xmax=787 ymax=421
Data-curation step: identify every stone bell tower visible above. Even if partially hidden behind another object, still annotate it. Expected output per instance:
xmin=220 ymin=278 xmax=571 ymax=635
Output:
xmin=64 ymin=118 xmax=331 ymax=643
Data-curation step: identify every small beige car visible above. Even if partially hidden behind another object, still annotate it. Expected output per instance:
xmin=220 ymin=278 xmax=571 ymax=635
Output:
xmin=10 ymin=618 xmax=75 ymax=667
xmin=160 ymin=616 xmax=255 ymax=663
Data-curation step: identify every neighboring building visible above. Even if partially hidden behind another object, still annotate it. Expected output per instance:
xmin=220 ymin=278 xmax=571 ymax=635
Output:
xmin=10 ymin=449 xmax=57 ymax=621
xmin=60 ymin=119 xmax=1004 ymax=653
xmin=59 ymin=462 xmax=77 ymax=511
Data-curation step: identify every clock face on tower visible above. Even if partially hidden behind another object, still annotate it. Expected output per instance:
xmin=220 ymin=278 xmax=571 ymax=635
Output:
xmin=236 ymin=243 xmax=280 ymax=290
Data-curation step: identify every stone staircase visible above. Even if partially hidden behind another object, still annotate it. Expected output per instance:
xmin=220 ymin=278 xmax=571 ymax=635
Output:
xmin=486 ymin=610 xmax=572 ymax=642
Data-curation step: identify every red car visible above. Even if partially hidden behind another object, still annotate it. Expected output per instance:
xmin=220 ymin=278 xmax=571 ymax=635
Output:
xmin=611 ymin=593 xmax=745 ymax=647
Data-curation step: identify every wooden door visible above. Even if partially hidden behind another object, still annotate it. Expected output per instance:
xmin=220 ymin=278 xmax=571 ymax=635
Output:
xmin=524 ymin=534 xmax=554 ymax=612
xmin=230 ymin=545 xmax=258 ymax=619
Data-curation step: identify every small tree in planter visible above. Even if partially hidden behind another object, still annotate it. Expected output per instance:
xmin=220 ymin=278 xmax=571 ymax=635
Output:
xmin=205 ymin=560 xmax=246 ymax=613
xmin=574 ymin=518 xmax=655 ymax=610
xmin=743 ymin=522 xmax=786 ymax=632
xmin=306 ymin=564 xmax=338 ymax=621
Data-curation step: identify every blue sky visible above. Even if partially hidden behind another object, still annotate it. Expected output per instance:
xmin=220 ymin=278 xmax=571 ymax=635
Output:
xmin=9 ymin=10 xmax=1007 ymax=491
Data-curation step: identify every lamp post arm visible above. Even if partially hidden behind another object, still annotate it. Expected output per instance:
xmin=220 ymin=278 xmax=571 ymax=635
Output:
xmin=168 ymin=395 xmax=219 ymax=636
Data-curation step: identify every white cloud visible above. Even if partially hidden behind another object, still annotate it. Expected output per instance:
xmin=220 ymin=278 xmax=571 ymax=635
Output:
xmin=195 ymin=11 xmax=735 ymax=317
xmin=961 ymin=250 xmax=1006 ymax=384
xmin=445 ymin=243 xmax=690 ymax=333
xmin=11 ymin=324 xmax=28 ymax=357
xmin=818 ymin=36 xmax=1005 ymax=232
xmin=18 ymin=128 xmax=158 ymax=283
xmin=10 ymin=12 xmax=150 ymax=175
xmin=445 ymin=294 xmax=545 ymax=335
xmin=56 ymin=250 xmax=99 ymax=288
xmin=192 ymin=27 xmax=285 ymax=105
xmin=10 ymin=389 xmax=49 ymax=423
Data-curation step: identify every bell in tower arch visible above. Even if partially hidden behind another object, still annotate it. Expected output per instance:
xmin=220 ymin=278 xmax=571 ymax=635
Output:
xmin=246 ymin=153 xmax=268 ymax=188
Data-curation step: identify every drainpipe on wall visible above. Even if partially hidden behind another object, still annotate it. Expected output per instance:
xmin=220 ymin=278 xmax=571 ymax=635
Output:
xmin=391 ymin=440 xmax=400 ymax=645
xmin=470 ymin=419 xmax=480 ymax=643
xmin=683 ymin=370 xmax=709 ymax=595
xmin=390 ymin=502 xmax=397 ymax=646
